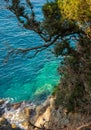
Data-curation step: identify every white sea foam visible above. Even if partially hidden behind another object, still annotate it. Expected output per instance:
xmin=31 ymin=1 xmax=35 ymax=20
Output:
xmin=0 ymin=99 xmax=36 ymax=129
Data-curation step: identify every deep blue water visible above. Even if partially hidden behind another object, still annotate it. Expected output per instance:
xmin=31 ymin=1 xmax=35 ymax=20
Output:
xmin=0 ymin=0 xmax=60 ymax=103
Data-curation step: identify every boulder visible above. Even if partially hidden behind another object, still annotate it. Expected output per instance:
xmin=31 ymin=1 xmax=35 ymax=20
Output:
xmin=24 ymin=107 xmax=31 ymax=118
xmin=11 ymin=123 xmax=17 ymax=129
xmin=12 ymin=103 xmax=21 ymax=110
xmin=0 ymin=100 xmax=5 ymax=105
xmin=21 ymin=121 xmax=29 ymax=129
xmin=0 ymin=117 xmax=12 ymax=130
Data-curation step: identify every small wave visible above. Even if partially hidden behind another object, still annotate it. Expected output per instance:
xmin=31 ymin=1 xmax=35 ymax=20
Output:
xmin=0 ymin=98 xmax=36 ymax=129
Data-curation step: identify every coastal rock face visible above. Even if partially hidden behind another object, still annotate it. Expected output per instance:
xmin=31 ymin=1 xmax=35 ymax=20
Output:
xmin=0 ymin=99 xmax=36 ymax=130
xmin=34 ymin=96 xmax=69 ymax=130
xmin=0 ymin=100 xmax=5 ymax=105
xmin=0 ymin=98 xmax=69 ymax=130
xmin=0 ymin=98 xmax=91 ymax=130
xmin=0 ymin=117 xmax=12 ymax=130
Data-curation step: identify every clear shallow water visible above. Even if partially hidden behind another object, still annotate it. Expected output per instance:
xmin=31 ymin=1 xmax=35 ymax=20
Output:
xmin=0 ymin=0 xmax=60 ymax=103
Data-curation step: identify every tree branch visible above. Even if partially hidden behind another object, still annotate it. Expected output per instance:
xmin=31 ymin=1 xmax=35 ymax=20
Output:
xmin=17 ymin=34 xmax=60 ymax=53
xmin=76 ymin=122 xmax=91 ymax=130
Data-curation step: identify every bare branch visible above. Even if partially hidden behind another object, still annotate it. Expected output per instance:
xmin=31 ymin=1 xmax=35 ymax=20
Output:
xmin=17 ymin=34 xmax=60 ymax=53
xmin=76 ymin=122 xmax=91 ymax=130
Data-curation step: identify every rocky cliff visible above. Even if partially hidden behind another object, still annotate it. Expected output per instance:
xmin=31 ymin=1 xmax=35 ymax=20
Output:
xmin=0 ymin=97 xmax=91 ymax=130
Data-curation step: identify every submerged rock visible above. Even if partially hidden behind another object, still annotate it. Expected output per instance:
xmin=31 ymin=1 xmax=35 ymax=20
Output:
xmin=0 ymin=100 xmax=5 ymax=105
xmin=12 ymin=103 xmax=21 ymax=110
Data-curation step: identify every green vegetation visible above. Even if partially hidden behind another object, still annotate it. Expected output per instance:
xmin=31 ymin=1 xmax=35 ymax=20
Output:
xmin=5 ymin=0 xmax=91 ymax=113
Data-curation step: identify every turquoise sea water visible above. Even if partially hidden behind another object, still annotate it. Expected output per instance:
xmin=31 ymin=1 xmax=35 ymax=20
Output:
xmin=0 ymin=0 xmax=60 ymax=103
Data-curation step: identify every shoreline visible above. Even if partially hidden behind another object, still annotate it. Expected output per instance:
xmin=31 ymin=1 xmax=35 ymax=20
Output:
xmin=0 ymin=97 xmax=91 ymax=130
xmin=0 ymin=96 xmax=52 ymax=130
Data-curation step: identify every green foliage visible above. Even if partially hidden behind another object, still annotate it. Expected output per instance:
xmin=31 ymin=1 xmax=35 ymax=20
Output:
xmin=42 ymin=0 xmax=91 ymax=113
xmin=54 ymin=39 xmax=77 ymax=57
xmin=54 ymin=37 xmax=91 ymax=112
xmin=58 ymin=0 xmax=91 ymax=37
xmin=42 ymin=1 xmax=62 ymax=36
xmin=58 ymin=0 xmax=91 ymax=22
xmin=67 ymin=82 xmax=85 ymax=111
xmin=43 ymin=1 xmax=60 ymax=20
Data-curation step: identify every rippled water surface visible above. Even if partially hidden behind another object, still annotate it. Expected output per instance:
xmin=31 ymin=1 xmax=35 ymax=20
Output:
xmin=0 ymin=0 xmax=60 ymax=103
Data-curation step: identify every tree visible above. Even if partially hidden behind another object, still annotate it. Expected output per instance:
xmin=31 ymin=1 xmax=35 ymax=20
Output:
xmin=4 ymin=0 xmax=91 ymax=112
xmin=58 ymin=0 xmax=91 ymax=39
xmin=4 ymin=0 xmax=83 ymax=59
